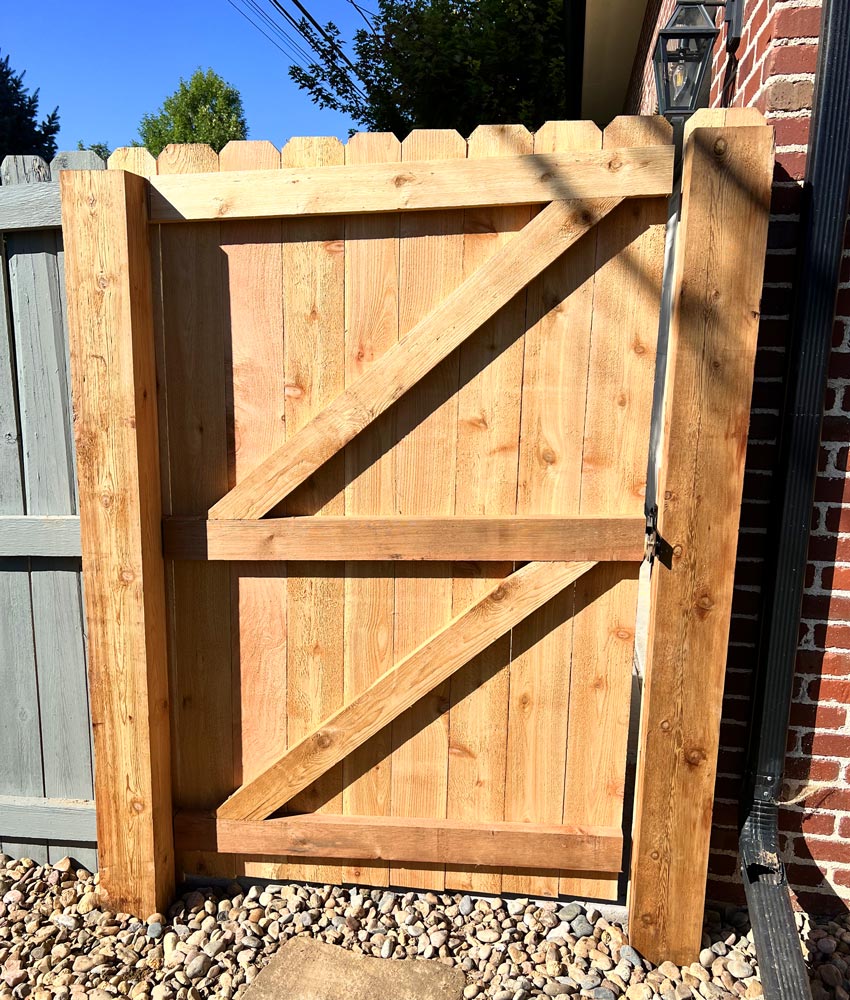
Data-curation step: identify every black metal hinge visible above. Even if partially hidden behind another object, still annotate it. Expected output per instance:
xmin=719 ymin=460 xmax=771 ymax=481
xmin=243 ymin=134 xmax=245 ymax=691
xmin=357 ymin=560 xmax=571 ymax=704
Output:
xmin=645 ymin=504 xmax=658 ymax=562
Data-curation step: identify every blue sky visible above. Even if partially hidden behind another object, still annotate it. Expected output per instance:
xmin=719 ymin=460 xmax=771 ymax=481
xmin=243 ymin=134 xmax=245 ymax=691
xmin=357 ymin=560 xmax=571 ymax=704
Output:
xmin=4 ymin=0 xmax=362 ymax=153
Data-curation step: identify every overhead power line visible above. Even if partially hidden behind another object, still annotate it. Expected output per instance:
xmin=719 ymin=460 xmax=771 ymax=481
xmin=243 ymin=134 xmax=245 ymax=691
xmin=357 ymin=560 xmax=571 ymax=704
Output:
xmin=225 ymin=0 xmax=311 ymax=68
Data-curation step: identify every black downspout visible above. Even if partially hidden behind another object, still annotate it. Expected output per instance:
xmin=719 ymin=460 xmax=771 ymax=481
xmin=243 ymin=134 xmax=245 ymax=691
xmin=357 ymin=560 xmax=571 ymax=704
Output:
xmin=740 ymin=0 xmax=850 ymax=996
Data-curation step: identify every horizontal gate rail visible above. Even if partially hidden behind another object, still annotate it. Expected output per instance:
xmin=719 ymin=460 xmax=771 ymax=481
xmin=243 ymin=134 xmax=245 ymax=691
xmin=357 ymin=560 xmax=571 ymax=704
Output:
xmin=175 ymin=812 xmax=622 ymax=872
xmin=210 ymin=197 xmax=621 ymax=520
xmin=219 ymin=559 xmax=595 ymax=821
xmin=163 ymin=514 xmax=646 ymax=562
xmin=149 ymin=146 xmax=674 ymax=222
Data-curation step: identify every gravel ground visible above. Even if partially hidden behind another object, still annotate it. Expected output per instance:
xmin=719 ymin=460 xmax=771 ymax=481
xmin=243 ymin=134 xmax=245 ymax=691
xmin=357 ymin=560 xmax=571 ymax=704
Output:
xmin=0 ymin=854 xmax=843 ymax=1000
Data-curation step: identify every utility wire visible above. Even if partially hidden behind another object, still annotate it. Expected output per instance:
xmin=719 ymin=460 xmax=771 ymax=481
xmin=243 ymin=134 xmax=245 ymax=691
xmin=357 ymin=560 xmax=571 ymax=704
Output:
xmin=225 ymin=0 xmax=305 ymax=64
xmin=345 ymin=0 xmax=379 ymax=36
xmin=268 ymin=0 xmax=368 ymax=98
xmin=244 ymin=0 xmax=314 ymax=63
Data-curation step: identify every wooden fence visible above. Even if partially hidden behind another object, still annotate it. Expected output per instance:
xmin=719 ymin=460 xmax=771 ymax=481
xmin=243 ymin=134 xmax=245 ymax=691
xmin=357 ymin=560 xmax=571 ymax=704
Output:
xmin=60 ymin=109 xmax=773 ymax=965
xmin=0 ymin=151 xmax=104 ymax=869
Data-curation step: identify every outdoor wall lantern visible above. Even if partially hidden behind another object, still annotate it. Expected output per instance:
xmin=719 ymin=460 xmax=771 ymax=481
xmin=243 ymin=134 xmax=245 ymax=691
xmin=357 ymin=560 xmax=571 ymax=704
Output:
xmin=653 ymin=2 xmax=721 ymax=119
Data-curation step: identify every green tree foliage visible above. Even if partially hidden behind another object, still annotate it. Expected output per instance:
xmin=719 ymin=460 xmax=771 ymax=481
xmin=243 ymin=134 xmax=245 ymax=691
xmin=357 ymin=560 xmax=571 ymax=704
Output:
xmin=0 ymin=51 xmax=60 ymax=161
xmin=77 ymin=139 xmax=112 ymax=161
xmin=289 ymin=0 xmax=569 ymax=138
xmin=138 ymin=68 xmax=248 ymax=156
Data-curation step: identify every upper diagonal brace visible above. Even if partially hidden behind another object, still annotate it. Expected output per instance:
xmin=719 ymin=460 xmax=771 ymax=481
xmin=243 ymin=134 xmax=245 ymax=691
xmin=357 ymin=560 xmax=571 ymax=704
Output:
xmin=210 ymin=197 xmax=621 ymax=520
xmin=217 ymin=559 xmax=597 ymax=821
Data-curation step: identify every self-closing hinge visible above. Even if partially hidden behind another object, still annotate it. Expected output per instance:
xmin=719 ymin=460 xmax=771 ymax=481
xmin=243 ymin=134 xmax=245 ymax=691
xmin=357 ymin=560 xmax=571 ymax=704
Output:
xmin=645 ymin=504 xmax=658 ymax=562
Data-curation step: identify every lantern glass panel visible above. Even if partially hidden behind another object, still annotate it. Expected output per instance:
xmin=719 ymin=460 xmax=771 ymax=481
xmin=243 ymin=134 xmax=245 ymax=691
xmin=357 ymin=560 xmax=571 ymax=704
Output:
xmin=663 ymin=35 xmax=711 ymax=111
xmin=668 ymin=3 xmax=717 ymax=29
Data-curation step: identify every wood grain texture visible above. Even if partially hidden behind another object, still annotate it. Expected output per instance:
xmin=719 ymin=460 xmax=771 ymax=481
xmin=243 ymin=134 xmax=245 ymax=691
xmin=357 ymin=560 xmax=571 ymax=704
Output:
xmin=177 ymin=812 xmax=622 ymax=872
xmin=629 ymin=111 xmax=773 ymax=965
xmin=61 ymin=167 xmax=173 ymax=913
xmin=503 ymin=120 xmax=602 ymax=896
xmin=218 ymin=140 xmax=287 ymax=881
xmin=562 ymin=117 xmax=670 ymax=900
xmin=154 ymin=144 xmax=237 ymax=881
xmin=149 ymin=146 xmax=672 ymax=221
xmin=280 ymin=136 xmax=346 ymax=884
xmin=210 ymin=195 xmax=620 ymax=520
xmin=341 ymin=132 xmax=400 ymax=886
xmin=164 ymin=515 xmax=645 ymax=562
xmin=219 ymin=560 xmax=596 ymax=822
xmin=391 ymin=129 xmax=466 ymax=889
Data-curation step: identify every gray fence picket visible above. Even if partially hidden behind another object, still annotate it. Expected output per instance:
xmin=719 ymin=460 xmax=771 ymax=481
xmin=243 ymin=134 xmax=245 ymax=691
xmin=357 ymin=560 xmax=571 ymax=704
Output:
xmin=0 ymin=213 xmax=45 ymax=861
xmin=49 ymin=150 xmax=106 ymax=174
xmin=1 ymin=154 xmax=96 ymax=868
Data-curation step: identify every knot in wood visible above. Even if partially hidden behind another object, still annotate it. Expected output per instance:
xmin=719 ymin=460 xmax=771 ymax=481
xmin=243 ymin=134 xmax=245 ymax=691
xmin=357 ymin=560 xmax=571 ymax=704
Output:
xmin=660 ymin=719 xmax=671 ymax=732
xmin=606 ymin=155 xmax=623 ymax=173
xmin=541 ymin=447 xmax=557 ymax=465
xmin=684 ymin=746 xmax=707 ymax=767
xmin=491 ymin=584 xmax=507 ymax=602
xmin=713 ymin=138 xmax=728 ymax=158
xmin=315 ymin=730 xmax=333 ymax=750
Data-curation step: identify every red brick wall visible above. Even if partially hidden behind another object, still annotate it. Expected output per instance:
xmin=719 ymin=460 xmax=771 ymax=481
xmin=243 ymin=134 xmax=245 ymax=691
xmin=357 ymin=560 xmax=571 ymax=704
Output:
xmin=626 ymin=0 xmax=850 ymax=913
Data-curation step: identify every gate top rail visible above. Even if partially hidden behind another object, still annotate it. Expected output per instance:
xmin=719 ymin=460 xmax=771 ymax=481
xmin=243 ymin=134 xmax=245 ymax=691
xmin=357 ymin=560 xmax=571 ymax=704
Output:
xmin=147 ymin=145 xmax=675 ymax=222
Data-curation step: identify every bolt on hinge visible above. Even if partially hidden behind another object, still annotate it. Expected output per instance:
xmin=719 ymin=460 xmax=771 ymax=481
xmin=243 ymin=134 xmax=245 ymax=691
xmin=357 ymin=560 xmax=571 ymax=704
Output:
xmin=645 ymin=504 xmax=659 ymax=562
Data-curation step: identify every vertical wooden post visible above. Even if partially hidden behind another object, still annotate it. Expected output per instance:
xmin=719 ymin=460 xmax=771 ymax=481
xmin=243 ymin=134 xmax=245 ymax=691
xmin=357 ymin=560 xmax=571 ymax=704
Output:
xmin=629 ymin=109 xmax=774 ymax=964
xmin=61 ymin=168 xmax=174 ymax=915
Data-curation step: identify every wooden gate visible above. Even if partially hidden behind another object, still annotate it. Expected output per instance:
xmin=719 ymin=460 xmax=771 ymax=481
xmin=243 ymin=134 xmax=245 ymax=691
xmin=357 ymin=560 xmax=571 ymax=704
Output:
xmin=60 ymin=109 xmax=772 ymax=964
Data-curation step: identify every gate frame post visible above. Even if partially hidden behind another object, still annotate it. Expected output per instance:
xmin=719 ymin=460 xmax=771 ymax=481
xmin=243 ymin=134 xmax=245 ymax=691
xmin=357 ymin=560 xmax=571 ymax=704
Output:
xmin=629 ymin=109 xmax=774 ymax=964
xmin=61 ymin=168 xmax=174 ymax=915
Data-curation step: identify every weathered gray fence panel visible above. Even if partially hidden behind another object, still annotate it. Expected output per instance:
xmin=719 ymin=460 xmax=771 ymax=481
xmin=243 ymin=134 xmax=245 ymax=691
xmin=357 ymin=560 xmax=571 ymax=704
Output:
xmin=0 ymin=153 xmax=101 ymax=868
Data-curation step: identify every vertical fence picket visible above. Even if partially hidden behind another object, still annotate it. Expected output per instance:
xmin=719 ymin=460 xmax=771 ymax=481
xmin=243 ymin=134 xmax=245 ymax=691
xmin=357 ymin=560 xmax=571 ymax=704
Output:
xmin=341 ymin=132 xmax=400 ymax=888
xmin=281 ymin=136 xmax=346 ymax=885
xmin=446 ymin=125 xmax=533 ymax=895
xmin=218 ymin=139 xmax=287 ymax=881
xmin=0 ymin=162 xmax=42 ymax=859
xmin=560 ymin=118 xmax=671 ymax=901
xmin=155 ymin=144 xmax=237 ymax=882
xmin=390 ymin=128 xmax=465 ymax=891
xmin=502 ymin=120 xmax=603 ymax=897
